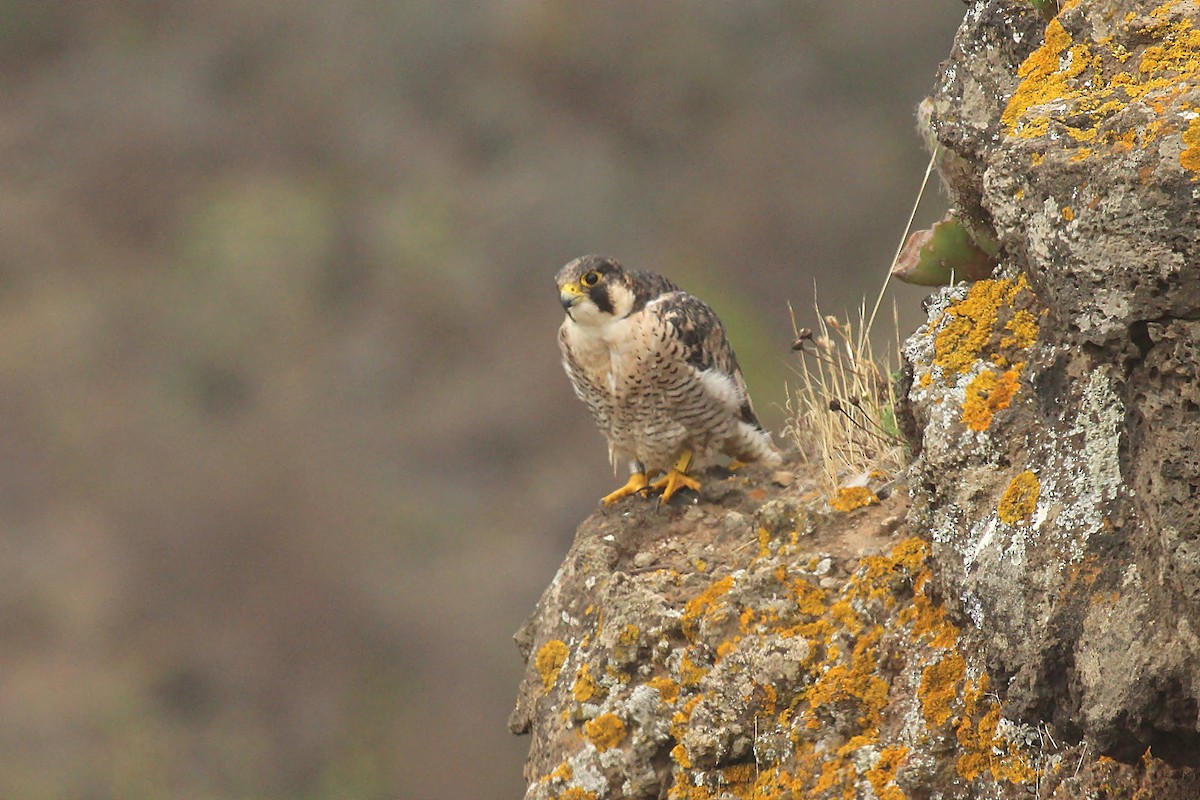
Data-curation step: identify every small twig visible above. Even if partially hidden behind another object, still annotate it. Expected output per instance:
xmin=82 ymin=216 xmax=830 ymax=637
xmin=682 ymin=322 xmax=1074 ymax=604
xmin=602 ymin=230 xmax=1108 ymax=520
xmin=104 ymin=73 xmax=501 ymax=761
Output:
xmin=828 ymin=400 xmax=901 ymax=445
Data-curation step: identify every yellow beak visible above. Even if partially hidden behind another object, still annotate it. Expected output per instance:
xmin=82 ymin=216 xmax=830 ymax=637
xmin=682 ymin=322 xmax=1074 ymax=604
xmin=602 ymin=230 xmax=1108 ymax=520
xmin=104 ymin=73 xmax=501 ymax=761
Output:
xmin=559 ymin=282 xmax=583 ymax=310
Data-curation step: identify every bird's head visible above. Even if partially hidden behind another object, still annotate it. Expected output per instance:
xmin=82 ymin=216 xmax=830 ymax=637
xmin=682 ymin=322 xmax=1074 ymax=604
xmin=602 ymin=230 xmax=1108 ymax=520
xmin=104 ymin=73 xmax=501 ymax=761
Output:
xmin=555 ymin=255 xmax=636 ymax=326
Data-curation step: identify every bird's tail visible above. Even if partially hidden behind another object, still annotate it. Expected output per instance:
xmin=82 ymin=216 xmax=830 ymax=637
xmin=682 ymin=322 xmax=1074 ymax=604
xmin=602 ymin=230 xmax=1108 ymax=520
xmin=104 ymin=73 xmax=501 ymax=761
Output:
xmin=728 ymin=422 xmax=782 ymax=467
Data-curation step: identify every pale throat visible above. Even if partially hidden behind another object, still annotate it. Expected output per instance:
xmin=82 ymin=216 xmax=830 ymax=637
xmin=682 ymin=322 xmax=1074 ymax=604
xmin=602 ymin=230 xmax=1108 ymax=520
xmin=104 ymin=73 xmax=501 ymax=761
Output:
xmin=567 ymin=282 xmax=636 ymax=330
xmin=562 ymin=282 xmax=641 ymax=381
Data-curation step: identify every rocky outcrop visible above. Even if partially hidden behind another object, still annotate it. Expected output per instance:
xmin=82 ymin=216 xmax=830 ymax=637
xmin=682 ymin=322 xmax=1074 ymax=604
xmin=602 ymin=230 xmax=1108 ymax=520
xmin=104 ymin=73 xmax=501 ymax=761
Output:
xmin=511 ymin=0 xmax=1200 ymax=797
xmin=911 ymin=0 xmax=1200 ymax=764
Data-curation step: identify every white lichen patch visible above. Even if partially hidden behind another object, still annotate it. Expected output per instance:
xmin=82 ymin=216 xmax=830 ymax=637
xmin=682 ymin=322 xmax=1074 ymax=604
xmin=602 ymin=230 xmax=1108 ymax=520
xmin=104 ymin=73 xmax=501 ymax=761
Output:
xmin=1079 ymin=370 xmax=1124 ymax=502
xmin=565 ymin=748 xmax=609 ymax=795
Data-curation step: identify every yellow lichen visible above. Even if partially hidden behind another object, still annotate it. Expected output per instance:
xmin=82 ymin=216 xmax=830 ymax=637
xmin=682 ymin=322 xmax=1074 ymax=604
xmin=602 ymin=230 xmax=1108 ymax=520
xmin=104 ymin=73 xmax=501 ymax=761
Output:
xmin=754 ymin=526 xmax=772 ymax=561
xmin=920 ymin=653 xmax=967 ymax=727
xmin=1061 ymin=205 xmax=1075 ymax=221
xmin=537 ymin=760 xmax=574 ymax=787
xmin=998 ymin=470 xmax=1041 ymax=524
xmin=648 ymin=675 xmax=680 ymax=704
xmin=617 ymin=624 xmax=640 ymax=647
xmin=787 ymin=575 xmax=830 ymax=618
xmin=614 ymin=534 xmax=1046 ymax=799
xmin=681 ymin=575 xmax=735 ymax=641
xmin=572 ymin=663 xmax=603 ymax=704
xmin=806 ymin=625 xmax=889 ymax=730
xmin=677 ymin=653 xmax=708 ymax=687
xmin=1182 ymin=115 xmax=1200 ymax=172
xmin=536 ymin=639 xmax=569 ymax=691
xmin=1003 ymin=0 xmax=1200 ymax=161
xmin=830 ymin=485 xmax=880 ymax=512
xmin=1000 ymin=309 xmax=1040 ymax=351
xmin=932 ymin=274 xmax=1032 ymax=377
xmin=557 ymin=788 xmax=597 ymax=800
xmin=958 ymin=700 xmax=1038 ymax=783
xmin=582 ymin=712 xmax=627 ymax=751
xmin=715 ymin=637 xmax=741 ymax=661
xmin=865 ymin=745 xmax=909 ymax=800
xmin=961 ymin=369 xmax=1021 ymax=431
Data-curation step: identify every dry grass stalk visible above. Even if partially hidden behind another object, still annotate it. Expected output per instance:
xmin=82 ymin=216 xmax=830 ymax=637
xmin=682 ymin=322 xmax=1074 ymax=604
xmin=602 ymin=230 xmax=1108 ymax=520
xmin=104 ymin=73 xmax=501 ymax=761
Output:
xmin=785 ymin=298 xmax=905 ymax=495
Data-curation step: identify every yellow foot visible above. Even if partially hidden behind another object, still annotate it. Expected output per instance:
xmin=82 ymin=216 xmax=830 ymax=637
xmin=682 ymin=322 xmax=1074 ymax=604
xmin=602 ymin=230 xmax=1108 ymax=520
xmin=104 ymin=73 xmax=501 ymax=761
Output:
xmin=649 ymin=451 xmax=699 ymax=505
xmin=601 ymin=472 xmax=650 ymax=506
xmin=650 ymin=469 xmax=701 ymax=505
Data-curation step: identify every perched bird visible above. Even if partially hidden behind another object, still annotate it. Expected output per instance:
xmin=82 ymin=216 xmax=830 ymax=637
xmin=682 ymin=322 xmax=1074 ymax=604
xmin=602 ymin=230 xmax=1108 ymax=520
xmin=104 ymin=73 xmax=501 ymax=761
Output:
xmin=555 ymin=255 xmax=780 ymax=506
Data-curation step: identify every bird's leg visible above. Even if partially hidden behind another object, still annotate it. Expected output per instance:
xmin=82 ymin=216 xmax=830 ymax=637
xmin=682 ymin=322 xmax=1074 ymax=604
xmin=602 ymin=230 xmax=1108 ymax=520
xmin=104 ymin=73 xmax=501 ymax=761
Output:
xmin=650 ymin=450 xmax=701 ymax=505
xmin=601 ymin=461 xmax=650 ymax=506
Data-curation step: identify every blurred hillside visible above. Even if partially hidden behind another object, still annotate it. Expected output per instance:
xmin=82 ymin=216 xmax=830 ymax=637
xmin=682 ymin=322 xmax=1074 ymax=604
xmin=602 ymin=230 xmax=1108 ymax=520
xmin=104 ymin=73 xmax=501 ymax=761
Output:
xmin=0 ymin=2 xmax=964 ymax=799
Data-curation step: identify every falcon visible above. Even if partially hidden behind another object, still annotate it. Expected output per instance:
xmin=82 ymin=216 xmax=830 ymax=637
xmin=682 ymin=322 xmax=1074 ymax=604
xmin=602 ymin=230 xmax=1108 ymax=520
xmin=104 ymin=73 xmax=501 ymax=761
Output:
xmin=556 ymin=255 xmax=780 ymax=506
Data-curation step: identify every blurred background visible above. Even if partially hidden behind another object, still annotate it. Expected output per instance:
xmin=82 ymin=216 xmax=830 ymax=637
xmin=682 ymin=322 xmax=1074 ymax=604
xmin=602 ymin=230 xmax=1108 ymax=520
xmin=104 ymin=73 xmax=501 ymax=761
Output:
xmin=0 ymin=2 xmax=965 ymax=798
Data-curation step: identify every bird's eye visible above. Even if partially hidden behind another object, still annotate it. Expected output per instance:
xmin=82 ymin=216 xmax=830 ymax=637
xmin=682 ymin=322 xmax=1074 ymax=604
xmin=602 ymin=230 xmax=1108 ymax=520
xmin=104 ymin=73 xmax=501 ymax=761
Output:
xmin=581 ymin=271 xmax=601 ymax=287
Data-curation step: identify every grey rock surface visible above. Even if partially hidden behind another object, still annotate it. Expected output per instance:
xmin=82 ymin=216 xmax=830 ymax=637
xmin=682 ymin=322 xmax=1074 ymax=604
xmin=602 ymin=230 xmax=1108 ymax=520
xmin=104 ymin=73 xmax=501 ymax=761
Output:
xmin=910 ymin=0 xmax=1200 ymax=764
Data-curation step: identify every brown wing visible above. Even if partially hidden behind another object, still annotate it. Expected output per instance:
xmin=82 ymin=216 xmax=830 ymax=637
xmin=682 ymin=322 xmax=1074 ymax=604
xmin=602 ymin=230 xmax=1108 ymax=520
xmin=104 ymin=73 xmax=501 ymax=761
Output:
xmin=653 ymin=292 xmax=764 ymax=430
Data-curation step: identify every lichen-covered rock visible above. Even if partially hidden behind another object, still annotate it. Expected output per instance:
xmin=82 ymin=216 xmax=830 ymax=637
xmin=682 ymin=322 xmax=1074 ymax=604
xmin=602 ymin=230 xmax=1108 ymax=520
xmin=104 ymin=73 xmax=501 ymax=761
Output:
xmin=511 ymin=467 xmax=1198 ymax=798
xmin=927 ymin=0 xmax=1200 ymax=341
xmin=514 ymin=0 xmax=1200 ymax=795
xmin=511 ymin=470 xmax=1029 ymax=800
xmin=908 ymin=0 xmax=1200 ymax=768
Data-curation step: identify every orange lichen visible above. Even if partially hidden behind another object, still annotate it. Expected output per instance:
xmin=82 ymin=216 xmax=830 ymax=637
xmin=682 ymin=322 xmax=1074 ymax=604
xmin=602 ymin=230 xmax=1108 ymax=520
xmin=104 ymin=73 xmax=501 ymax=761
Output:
xmin=582 ymin=712 xmax=627 ymax=751
xmin=1182 ymin=115 xmax=1200 ymax=172
xmin=681 ymin=575 xmax=735 ymax=641
xmin=951 ymin=674 xmax=1038 ymax=784
xmin=537 ymin=759 xmax=575 ymax=790
xmin=1003 ymin=0 xmax=1200 ymax=161
xmin=865 ymin=745 xmax=909 ymax=800
xmin=961 ymin=369 xmax=1021 ymax=431
xmin=715 ymin=637 xmax=741 ymax=660
xmin=1061 ymin=205 xmax=1075 ymax=221
xmin=753 ymin=527 xmax=772 ymax=562
xmin=1001 ymin=4 xmax=1089 ymax=138
xmin=932 ymin=274 xmax=1032 ymax=377
xmin=557 ymin=788 xmax=597 ymax=800
xmin=572 ymin=663 xmax=603 ymax=704
xmin=920 ymin=653 xmax=967 ymax=727
xmin=565 ymin=533 xmax=1046 ymax=800
xmin=806 ymin=625 xmax=889 ymax=730
xmin=998 ymin=470 xmax=1041 ymax=524
xmin=787 ymin=575 xmax=830 ymax=618
xmin=647 ymin=675 xmax=680 ymax=704
xmin=536 ymin=639 xmax=569 ymax=691
xmin=670 ymin=743 xmax=692 ymax=770
xmin=1000 ymin=309 xmax=1040 ymax=351
xmin=829 ymin=485 xmax=879 ymax=512
xmin=678 ymin=653 xmax=708 ymax=687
